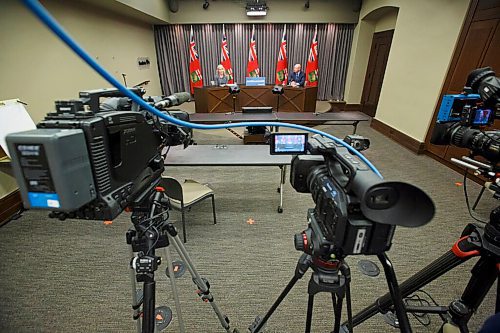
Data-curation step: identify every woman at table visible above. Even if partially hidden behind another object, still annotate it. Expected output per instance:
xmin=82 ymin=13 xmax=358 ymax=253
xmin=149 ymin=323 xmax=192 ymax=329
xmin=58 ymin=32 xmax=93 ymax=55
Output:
xmin=213 ymin=65 xmax=229 ymax=86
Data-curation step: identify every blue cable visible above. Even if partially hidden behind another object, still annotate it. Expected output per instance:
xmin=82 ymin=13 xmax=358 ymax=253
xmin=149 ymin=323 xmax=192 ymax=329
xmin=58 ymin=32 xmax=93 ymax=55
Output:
xmin=22 ymin=0 xmax=382 ymax=178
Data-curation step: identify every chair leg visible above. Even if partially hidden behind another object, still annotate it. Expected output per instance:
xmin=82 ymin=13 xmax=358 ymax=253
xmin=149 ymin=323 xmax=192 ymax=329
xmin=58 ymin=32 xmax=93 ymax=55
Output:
xmin=181 ymin=204 xmax=187 ymax=243
xmin=211 ymin=194 xmax=217 ymax=225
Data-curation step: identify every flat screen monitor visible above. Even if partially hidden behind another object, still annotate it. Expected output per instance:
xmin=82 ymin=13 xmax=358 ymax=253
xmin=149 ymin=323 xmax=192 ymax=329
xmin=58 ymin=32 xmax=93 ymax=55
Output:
xmin=472 ymin=108 xmax=492 ymax=126
xmin=270 ymin=133 xmax=308 ymax=155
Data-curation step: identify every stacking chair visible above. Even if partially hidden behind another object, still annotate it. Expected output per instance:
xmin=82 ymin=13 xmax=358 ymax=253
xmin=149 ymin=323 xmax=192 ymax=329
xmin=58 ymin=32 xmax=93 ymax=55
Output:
xmin=161 ymin=176 xmax=217 ymax=243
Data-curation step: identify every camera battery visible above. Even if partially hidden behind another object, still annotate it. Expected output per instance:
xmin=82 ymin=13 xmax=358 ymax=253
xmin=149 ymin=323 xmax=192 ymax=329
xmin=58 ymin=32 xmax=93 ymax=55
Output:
xmin=6 ymin=128 xmax=96 ymax=211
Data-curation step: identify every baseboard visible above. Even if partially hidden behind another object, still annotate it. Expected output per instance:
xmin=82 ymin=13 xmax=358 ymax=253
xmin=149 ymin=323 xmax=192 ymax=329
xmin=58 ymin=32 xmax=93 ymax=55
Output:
xmin=371 ymin=118 xmax=426 ymax=154
xmin=343 ymin=104 xmax=361 ymax=111
xmin=0 ymin=190 xmax=23 ymax=227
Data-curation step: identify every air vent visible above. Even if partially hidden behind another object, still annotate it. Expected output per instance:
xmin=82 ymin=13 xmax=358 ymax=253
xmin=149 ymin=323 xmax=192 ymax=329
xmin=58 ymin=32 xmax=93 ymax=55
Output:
xmin=89 ymin=137 xmax=111 ymax=193
xmin=120 ymin=115 xmax=137 ymax=123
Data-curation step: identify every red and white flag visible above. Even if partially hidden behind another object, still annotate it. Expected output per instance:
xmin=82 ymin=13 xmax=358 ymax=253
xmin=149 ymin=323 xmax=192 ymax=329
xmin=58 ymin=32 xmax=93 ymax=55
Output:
xmin=220 ymin=24 xmax=234 ymax=84
xmin=247 ymin=24 xmax=260 ymax=77
xmin=275 ymin=24 xmax=288 ymax=85
xmin=189 ymin=26 xmax=203 ymax=94
xmin=305 ymin=25 xmax=319 ymax=87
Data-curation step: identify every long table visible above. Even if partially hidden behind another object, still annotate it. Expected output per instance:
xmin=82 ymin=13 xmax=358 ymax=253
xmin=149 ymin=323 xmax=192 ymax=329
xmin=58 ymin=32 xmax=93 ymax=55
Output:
xmin=194 ymin=86 xmax=318 ymax=113
xmin=189 ymin=111 xmax=371 ymax=134
xmin=164 ymin=145 xmax=291 ymax=213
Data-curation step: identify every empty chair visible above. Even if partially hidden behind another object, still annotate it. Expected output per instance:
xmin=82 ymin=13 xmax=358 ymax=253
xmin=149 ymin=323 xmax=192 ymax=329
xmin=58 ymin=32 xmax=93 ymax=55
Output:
xmin=161 ymin=176 xmax=216 ymax=243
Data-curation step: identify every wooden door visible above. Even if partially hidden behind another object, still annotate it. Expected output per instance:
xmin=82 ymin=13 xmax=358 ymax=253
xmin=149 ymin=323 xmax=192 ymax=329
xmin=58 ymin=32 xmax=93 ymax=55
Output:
xmin=361 ymin=30 xmax=394 ymax=117
xmin=425 ymin=0 xmax=500 ymax=165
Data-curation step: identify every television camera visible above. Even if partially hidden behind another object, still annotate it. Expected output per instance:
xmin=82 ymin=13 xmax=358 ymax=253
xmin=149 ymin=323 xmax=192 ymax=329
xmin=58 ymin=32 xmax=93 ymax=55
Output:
xmin=6 ymin=88 xmax=237 ymax=333
xmin=289 ymin=134 xmax=435 ymax=256
xmin=431 ymin=67 xmax=500 ymax=163
xmin=249 ymin=133 xmax=434 ymax=333
xmin=6 ymin=87 xmax=192 ymax=221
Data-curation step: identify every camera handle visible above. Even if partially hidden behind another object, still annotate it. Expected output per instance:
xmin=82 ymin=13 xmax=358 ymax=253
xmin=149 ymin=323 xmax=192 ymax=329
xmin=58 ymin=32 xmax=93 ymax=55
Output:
xmin=343 ymin=213 xmax=500 ymax=332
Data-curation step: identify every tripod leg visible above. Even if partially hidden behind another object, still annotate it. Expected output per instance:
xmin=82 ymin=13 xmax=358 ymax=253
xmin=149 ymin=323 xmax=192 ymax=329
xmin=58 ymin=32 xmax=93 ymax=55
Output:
xmin=305 ymin=294 xmax=315 ymax=333
xmin=496 ymin=273 xmax=500 ymax=314
xmin=449 ymin=257 xmax=498 ymax=329
xmin=333 ymin=293 xmax=344 ymax=333
xmin=169 ymin=232 xmax=232 ymax=332
xmin=345 ymin=282 xmax=353 ymax=333
xmin=143 ymin=279 xmax=156 ymax=333
xmin=278 ymin=165 xmax=286 ymax=213
xmin=377 ymin=253 xmax=412 ymax=333
xmin=331 ymin=293 xmax=337 ymax=328
xmin=249 ymin=254 xmax=312 ymax=333
xmin=346 ymin=249 xmax=466 ymax=329
xmin=472 ymin=187 xmax=485 ymax=211
xmin=129 ymin=247 xmax=142 ymax=333
xmin=163 ymin=245 xmax=185 ymax=333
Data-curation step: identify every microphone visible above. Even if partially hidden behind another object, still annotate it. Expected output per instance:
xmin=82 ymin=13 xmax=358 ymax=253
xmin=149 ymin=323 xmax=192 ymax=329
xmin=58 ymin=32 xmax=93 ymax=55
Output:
xmin=154 ymin=92 xmax=191 ymax=109
xmin=121 ymin=73 xmax=128 ymax=87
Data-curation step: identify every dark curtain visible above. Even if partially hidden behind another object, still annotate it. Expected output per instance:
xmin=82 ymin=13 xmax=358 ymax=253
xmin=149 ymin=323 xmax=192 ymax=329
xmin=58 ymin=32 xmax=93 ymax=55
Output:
xmin=154 ymin=23 xmax=354 ymax=101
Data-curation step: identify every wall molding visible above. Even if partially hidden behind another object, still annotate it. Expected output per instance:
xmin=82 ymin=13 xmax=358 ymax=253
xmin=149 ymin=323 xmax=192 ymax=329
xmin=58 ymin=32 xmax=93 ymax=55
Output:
xmin=371 ymin=118 xmax=426 ymax=154
xmin=343 ymin=103 xmax=361 ymax=111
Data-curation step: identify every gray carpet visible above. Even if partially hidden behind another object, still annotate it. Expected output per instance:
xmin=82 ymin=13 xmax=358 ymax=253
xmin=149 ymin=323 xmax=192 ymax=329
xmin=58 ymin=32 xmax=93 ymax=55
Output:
xmin=0 ymin=111 xmax=497 ymax=333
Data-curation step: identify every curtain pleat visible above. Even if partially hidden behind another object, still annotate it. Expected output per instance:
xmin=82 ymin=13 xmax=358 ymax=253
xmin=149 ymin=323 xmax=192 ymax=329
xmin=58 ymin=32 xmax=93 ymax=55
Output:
xmin=153 ymin=23 xmax=354 ymax=101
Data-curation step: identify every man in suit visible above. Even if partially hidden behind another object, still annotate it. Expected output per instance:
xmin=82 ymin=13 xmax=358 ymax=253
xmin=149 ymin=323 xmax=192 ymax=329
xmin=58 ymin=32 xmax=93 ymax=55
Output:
xmin=289 ymin=64 xmax=305 ymax=87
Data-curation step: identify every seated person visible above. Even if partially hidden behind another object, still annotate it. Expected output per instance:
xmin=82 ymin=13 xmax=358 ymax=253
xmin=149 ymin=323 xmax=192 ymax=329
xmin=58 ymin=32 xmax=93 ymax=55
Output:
xmin=213 ymin=65 xmax=229 ymax=86
xmin=289 ymin=64 xmax=305 ymax=87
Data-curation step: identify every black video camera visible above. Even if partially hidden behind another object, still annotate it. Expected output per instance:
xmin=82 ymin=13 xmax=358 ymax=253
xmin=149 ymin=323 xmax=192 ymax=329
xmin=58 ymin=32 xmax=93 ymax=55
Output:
xmin=6 ymin=88 xmax=191 ymax=221
xmin=343 ymin=134 xmax=370 ymax=152
xmin=431 ymin=67 xmax=500 ymax=164
xmin=270 ymin=133 xmax=435 ymax=257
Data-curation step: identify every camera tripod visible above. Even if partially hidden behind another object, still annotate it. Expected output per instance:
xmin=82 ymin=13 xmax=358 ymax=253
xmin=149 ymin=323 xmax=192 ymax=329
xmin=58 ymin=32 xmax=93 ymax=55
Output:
xmin=248 ymin=251 xmax=411 ymax=333
xmin=126 ymin=184 xmax=236 ymax=333
xmin=342 ymin=206 xmax=500 ymax=333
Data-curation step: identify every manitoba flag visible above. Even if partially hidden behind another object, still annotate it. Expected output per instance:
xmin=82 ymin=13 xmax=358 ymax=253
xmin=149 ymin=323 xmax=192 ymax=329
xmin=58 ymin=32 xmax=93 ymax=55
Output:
xmin=189 ymin=26 xmax=203 ymax=94
xmin=220 ymin=25 xmax=234 ymax=84
xmin=247 ymin=25 xmax=260 ymax=77
xmin=305 ymin=25 xmax=319 ymax=87
xmin=275 ymin=24 xmax=288 ymax=85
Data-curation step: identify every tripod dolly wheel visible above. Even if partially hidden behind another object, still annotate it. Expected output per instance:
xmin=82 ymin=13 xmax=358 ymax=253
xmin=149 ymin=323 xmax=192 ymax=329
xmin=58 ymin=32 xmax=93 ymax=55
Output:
xmin=277 ymin=206 xmax=283 ymax=213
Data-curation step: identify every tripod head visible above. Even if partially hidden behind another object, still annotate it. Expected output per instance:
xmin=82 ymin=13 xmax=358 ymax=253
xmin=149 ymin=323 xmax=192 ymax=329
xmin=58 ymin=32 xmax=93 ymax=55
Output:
xmin=126 ymin=185 xmax=172 ymax=254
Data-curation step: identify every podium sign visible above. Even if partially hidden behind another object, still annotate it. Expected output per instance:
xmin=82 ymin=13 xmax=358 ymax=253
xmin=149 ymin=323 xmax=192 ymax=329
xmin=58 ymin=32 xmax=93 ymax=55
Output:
xmin=245 ymin=77 xmax=266 ymax=86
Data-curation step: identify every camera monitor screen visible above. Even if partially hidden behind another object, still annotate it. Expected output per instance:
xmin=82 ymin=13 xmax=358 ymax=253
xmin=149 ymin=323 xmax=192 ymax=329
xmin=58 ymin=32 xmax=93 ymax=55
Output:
xmin=472 ymin=108 xmax=492 ymax=126
xmin=270 ymin=133 xmax=308 ymax=155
